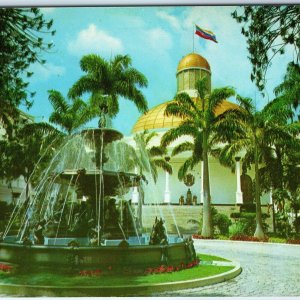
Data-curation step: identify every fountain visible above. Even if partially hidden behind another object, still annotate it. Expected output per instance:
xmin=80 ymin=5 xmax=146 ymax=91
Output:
xmin=0 ymin=125 xmax=197 ymax=274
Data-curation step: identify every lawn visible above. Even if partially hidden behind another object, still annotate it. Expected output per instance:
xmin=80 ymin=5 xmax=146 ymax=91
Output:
xmin=0 ymin=254 xmax=234 ymax=287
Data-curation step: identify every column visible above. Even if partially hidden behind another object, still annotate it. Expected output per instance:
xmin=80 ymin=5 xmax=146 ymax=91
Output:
xmin=164 ymin=157 xmax=171 ymax=203
xmin=131 ymin=167 xmax=139 ymax=204
xmin=200 ymin=161 xmax=204 ymax=204
xmin=164 ymin=171 xmax=171 ymax=203
xmin=235 ymin=157 xmax=243 ymax=204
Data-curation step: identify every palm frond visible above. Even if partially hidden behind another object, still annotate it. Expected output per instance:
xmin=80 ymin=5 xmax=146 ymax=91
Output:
xmin=160 ymin=125 xmax=198 ymax=147
xmin=171 ymin=142 xmax=194 ymax=156
xmin=153 ymin=158 xmax=173 ymax=175
xmin=178 ymin=156 xmax=197 ymax=181
xmin=209 ymin=87 xmax=235 ymax=113
xmin=48 ymin=90 xmax=69 ymax=113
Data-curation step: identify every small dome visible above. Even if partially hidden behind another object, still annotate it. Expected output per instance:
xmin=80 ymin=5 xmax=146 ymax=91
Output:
xmin=177 ymin=53 xmax=210 ymax=73
xmin=132 ymin=99 xmax=239 ymax=133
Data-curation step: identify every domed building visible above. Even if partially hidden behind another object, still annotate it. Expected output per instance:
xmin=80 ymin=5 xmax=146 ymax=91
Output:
xmin=126 ymin=52 xmax=270 ymax=207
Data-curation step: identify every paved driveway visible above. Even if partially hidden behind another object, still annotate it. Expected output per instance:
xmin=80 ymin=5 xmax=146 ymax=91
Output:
xmin=156 ymin=239 xmax=300 ymax=297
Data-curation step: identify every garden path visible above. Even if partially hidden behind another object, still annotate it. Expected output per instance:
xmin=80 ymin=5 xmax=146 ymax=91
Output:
xmin=155 ymin=239 xmax=300 ymax=297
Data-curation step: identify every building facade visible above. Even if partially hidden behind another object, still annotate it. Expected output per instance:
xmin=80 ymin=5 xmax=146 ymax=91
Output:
xmin=128 ymin=52 xmax=270 ymax=206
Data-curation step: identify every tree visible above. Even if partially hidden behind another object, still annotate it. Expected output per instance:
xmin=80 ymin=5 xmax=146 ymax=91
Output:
xmin=274 ymin=62 xmax=300 ymax=111
xmin=232 ymin=6 xmax=300 ymax=91
xmin=48 ymin=90 xmax=97 ymax=135
xmin=0 ymin=8 xmax=55 ymax=134
xmin=215 ymin=95 xmax=299 ymax=238
xmin=161 ymin=78 xmax=235 ymax=237
xmin=68 ymin=54 xmax=148 ymax=127
xmin=0 ymin=122 xmax=62 ymax=204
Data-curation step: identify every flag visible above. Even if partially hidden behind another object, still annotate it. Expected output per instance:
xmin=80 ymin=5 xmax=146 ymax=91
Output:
xmin=195 ymin=24 xmax=218 ymax=43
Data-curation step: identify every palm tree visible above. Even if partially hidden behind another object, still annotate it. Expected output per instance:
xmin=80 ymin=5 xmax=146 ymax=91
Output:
xmin=215 ymin=95 xmax=299 ymax=239
xmin=68 ymin=54 xmax=148 ymax=126
xmin=48 ymin=90 xmax=96 ymax=135
xmin=274 ymin=62 xmax=300 ymax=112
xmin=161 ymin=78 xmax=235 ymax=237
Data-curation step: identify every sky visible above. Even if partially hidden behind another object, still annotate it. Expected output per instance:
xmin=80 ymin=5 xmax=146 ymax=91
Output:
xmin=20 ymin=6 xmax=295 ymax=135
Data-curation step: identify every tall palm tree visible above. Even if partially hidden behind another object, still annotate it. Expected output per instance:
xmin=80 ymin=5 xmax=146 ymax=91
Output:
xmin=161 ymin=78 xmax=235 ymax=237
xmin=48 ymin=90 xmax=96 ymax=135
xmin=215 ymin=95 xmax=299 ymax=239
xmin=68 ymin=54 xmax=148 ymax=126
xmin=274 ymin=62 xmax=300 ymax=111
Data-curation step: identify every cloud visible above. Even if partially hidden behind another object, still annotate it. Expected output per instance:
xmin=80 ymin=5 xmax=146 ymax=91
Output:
xmin=68 ymin=24 xmax=124 ymax=57
xmin=146 ymin=28 xmax=173 ymax=51
xmin=156 ymin=11 xmax=181 ymax=30
xmin=29 ymin=63 xmax=65 ymax=81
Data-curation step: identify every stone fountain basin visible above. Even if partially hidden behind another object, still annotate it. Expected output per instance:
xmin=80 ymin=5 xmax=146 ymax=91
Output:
xmin=0 ymin=240 xmax=192 ymax=269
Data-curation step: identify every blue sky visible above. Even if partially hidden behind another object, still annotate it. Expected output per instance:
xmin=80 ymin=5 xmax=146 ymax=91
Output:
xmin=21 ymin=6 xmax=294 ymax=135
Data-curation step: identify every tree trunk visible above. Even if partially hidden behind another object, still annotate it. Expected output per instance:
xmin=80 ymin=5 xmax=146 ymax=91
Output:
xmin=254 ymin=142 xmax=265 ymax=239
xmin=201 ymin=130 xmax=213 ymax=237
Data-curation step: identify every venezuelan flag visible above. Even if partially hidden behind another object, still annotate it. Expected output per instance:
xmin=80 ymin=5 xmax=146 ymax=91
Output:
xmin=195 ymin=25 xmax=218 ymax=43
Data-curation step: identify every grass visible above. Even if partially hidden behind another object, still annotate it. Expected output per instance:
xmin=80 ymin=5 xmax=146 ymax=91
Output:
xmin=0 ymin=253 xmax=233 ymax=287
xmin=268 ymin=236 xmax=286 ymax=244
xmin=0 ymin=266 xmax=234 ymax=286
xmin=198 ymin=254 xmax=230 ymax=262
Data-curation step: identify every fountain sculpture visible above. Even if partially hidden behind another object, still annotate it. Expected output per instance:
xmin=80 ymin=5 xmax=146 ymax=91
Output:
xmin=0 ymin=124 xmax=197 ymax=273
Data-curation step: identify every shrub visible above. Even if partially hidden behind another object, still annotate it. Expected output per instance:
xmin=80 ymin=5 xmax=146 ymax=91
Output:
xmin=229 ymin=212 xmax=269 ymax=236
xmin=229 ymin=221 xmax=246 ymax=237
xmin=214 ymin=213 xmax=232 ymax=235
xmin=293 ymin=217 xmax=300 ymax=233
xmin=275 ymin=213 xmax=292 ymax=238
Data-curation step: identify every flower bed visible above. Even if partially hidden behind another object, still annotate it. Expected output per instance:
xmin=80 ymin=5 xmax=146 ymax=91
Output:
xmin=144 ymin=259 xmax=200 ymax=275
xmin=287 ymin=239 xmax=300 ymax=245
xmin=78 ymin=259 xmax=200 ymax=277
xmin=230 ymin=234 xmax=269 ymax=242
xmin=192 ymin=234 xmax=214 ymax=240
xmin=0 ymin=263 xmax=13 ymax=273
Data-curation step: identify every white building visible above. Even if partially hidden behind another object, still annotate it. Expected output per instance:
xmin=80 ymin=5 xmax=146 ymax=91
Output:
xmin=127 ymin=52 xmax=270 ymax=206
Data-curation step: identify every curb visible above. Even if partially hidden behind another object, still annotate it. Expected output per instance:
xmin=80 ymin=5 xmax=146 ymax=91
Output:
xmin=0 ymin=262 xmax=242 ymax=296
xmin=192 ymin=238 xmax=300 ymax=247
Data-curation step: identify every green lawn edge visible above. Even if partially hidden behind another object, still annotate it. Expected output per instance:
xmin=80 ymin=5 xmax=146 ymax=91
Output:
xmin=0 ymin=254 xmax=234 ymax=287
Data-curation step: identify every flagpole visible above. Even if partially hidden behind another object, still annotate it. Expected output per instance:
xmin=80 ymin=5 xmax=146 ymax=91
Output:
xmin=192 ymin=23 xmax=195 ymax=53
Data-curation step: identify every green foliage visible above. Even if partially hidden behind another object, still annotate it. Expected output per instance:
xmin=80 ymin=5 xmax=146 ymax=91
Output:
xmin=274 ymin=62 xmax=300 ymax=110
xmin=48 ymin=90 xmax=97 ymax=135
xmin=0 ymin=8 xmax=55 ymax=134
xmin=213 ymin=213 xmax=232 ymax=235
xmin=232 ymin=6 xmax=300 ymax=92
xmin=210 ymin=207 xmax=232 ymax=236
xmin=229 ymin=212 xmax=269 ymax=237
xmin=0 ymin=201 xmax=13 ymax=221
xmin=0 ymin=122 xmax=63 ymax=188
xmin=229 ymin=221 xmax=246 ymax=237
xmin=161 ymin=78 xmax=235 ymax=238
xmin=275 ymin=213 xmax=292 ymax=238
xmin=68 ymin=54 xmax=148 ymax=125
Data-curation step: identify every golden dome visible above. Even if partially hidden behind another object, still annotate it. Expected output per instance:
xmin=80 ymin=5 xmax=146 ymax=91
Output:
xmin=132 ymin=99 xmax=239 ymax=133
xmin=177 ymin=53 xmax=211 ymax=73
